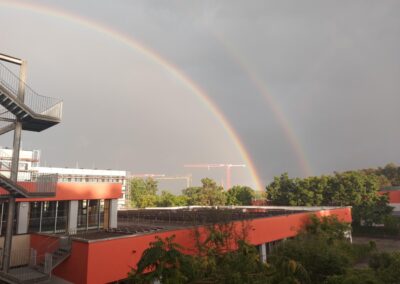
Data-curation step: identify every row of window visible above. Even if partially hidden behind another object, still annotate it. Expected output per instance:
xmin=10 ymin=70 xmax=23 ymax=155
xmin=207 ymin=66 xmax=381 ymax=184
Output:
xmin=0 ymin=161 xmax=29 ymax=170
xmin=59 ymin=177 xmax=123 ymax=183
xmin=27 ymin=200 xmax=108 ymax=233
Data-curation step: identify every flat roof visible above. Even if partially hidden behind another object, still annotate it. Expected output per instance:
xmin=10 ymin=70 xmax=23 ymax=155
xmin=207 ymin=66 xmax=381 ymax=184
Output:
xmin=50 ymin=206 xmax=348 ymax=242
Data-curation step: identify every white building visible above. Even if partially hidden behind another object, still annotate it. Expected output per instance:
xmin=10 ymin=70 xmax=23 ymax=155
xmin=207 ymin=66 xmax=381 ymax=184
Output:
xmin=0 ymin=147 xmax=128 ymax=209
xmin=35 ymin=167 xmax=127 ymax=209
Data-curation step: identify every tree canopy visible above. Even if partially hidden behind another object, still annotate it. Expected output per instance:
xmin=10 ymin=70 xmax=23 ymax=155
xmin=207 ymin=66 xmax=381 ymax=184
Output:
xmin=183 ymin=178 xmax=227 ymax=206
xmin=266 ymin=171 xmax=393 ymax=225
xmin=128 ymin=177 xmax=257 ymax=208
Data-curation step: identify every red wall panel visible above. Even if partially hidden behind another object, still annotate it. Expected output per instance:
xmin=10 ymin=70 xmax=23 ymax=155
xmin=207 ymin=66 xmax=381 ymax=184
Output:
xmin=15 ymin=182 xmax=122 ymax=202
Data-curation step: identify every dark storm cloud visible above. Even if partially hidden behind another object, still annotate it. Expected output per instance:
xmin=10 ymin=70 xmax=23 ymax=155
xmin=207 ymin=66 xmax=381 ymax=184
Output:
xmin=1 ymin=0 xmax=400 ymax=191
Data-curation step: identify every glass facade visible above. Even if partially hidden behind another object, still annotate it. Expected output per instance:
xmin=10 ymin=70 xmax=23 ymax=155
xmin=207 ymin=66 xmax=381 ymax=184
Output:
xmin=78 ymin=200 xmax=103 ymax=230
xmin=27 ymin=200 xmax=105 ymax=233
xmin=28 ymin=201 xmax=68 ymax=233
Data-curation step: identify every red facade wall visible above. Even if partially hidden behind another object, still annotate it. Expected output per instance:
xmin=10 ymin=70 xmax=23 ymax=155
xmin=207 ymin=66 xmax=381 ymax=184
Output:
xmin=12 ymin=182 xmax=122 ymax=202
xmin=381 ymin=190 xmax=400 ymax=203
xmin=46 ymin=207 xmax=351 ymax=284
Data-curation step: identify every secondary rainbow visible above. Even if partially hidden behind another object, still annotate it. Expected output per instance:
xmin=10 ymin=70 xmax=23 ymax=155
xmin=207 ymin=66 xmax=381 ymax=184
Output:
xmin=212 ymin=32 xmax=313 ymax=177
xmin=0 ymin=0 xmax=265 ymax=190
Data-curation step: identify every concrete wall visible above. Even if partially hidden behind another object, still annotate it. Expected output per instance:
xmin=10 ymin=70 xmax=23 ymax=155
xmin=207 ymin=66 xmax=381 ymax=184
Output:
xmin=0 ymin=234 xmax=30 ymax=267
xmin=109 ymin=199 xmax=118 ymax=228
xmin=16 ymin=202 xmax=29 ymax=234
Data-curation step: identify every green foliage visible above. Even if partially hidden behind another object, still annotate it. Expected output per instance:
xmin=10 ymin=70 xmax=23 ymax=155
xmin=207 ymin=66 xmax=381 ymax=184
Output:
xmin=266 ymin=171 xmax=393 ymax=227
xmin=130 ymin=225 xmax=274 ymax=284
xmin=325 ymin=269 xmax=381 ymax=284
xmin=268 ymin=256 xmax=311 ymax=284
xmin=129 ymin=178 xmax=159 ymax=208
xmin=226 ymin=185 xmax=255 ymax=205
xmin=128 ymin=235 xmax=192 ymax=284
xmin=157 ymin=191 xmax=188 ymax=207
xmin=131 ymin=214 xmax=400 ymax=284
xmin=352 ymin=194 xmax=393 ymax=226
xmin=369 ymin=252 xmax=400 ymax=284
xmin=270 ymin=215 xmax=373 ymax=284
xmin=183 ymin=178 xmax=227 ymax=206
xmin=382 ymin=215 xmax=400 ymax=235
xmin=303 ymin=215 xmax=350 ymax=241
xmin=361 ymin=163 xmax=400 ymax=187
xmin=129 ymin=177 xmax=260 ymax=208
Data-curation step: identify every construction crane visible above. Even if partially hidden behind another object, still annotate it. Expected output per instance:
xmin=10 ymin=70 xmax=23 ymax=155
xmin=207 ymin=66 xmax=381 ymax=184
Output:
xmin=130 ymin=174 xmax=166 ymax=178
xmin=184 ymin=164 xmax=246 ymax=190
xmin=129 ymin=174 xmax=192 ymax=188
xmin=154 ymin=175 xmax=192 ymax=188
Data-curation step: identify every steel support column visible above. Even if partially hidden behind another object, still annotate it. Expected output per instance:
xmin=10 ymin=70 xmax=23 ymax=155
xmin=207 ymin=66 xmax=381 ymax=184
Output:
xmin=2 ymin=60 xmax=26 ymax=272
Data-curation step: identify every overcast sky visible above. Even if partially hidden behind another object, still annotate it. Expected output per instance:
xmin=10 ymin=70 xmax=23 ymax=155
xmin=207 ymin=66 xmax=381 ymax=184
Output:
xmin=1 ymin=0 xmax=399 ymax=192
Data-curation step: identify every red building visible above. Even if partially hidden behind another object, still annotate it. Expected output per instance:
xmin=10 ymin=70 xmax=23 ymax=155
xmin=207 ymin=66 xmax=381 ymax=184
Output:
xmin=381 ymin=186 xmax=400 ymax=215
xmin=0 ymin=178 xmax=352 ymax=284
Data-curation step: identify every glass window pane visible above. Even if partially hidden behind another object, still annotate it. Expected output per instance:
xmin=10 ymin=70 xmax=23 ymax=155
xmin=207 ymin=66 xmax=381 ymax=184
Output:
xmin=41 ymin=201 xmax=56 ymax=232
xmin=88 ymin=200 xmax=99 ymax=228
xmin=28 ymin=202 xmax=42 ymax=233
xmin=55 ymin=201 xmax=68 ymax=233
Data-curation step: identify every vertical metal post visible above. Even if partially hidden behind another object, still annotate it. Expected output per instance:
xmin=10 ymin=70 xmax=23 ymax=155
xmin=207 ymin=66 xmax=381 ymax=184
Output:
xmin=97 ymin=200 xmax=100 ymax=230
xmin=54 ymin=201 xmax=58 ymax=233
xmin=86 ymin=200 xmax=89 ymax=231
xmin=39 ymin=202 xmax=43 ymax=232
xmin=2 ymin=60 xmax=26 ymax=272
xmin=0 ymin=203 xmax=3 ymax=235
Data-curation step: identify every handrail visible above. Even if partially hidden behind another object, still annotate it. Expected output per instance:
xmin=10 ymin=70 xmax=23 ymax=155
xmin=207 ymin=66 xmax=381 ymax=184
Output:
xmin=0 ymin=172 xmax=58 ymax=196
xmin=0 ymin=62 xmax=63 ymax=120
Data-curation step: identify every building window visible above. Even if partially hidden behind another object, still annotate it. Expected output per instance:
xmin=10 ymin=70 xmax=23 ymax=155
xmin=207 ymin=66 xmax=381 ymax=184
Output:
xmin=28 ymin=202 xmax=42 ymax=233
xmin=88 ymin=200 xmax=99 ymax=228
xmin=99 ymin=200 xmax=105 ymax=227
xmin=77 ymin=200 xmax=104 ymax=230
xmin=77 ymin=200 xmax=88 ymax=229
xmin=41 ymin=201 xmax=57 ymax=232
xmin=28 ymin=201 xmax=68 ymax=233
xmin=55 ymin=201 xmax=68 ymax=233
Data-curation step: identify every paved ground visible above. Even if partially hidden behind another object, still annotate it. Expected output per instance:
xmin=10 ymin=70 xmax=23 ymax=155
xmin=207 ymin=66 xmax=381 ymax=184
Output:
xmin=353 ymin=236 xmax=400 ymax=252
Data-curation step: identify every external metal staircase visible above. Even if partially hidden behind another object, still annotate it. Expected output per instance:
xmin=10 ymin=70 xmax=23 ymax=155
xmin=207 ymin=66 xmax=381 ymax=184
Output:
xmin=0 ymin=62 xmax=62 ymax=134
xmin=0 ymin=236 xmax=72 ymax=284
xmin=0 ymin=53 xmax=64 ymax=283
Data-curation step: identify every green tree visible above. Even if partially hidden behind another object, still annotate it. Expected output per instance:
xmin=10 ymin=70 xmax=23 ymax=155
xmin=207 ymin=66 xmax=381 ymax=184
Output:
xmin=266 ymin=172 xmax=393 ymax=227
xmin=379 ymin=163 xmax=400 ymax=186
xmin=128 ymin=235 xmax=192 ymax=284
xmin=157 ymin=191 xmax=188 ymax=207
xmin=129 ymin=177 xmax=159 ymax=208
xmin=369 ymin=251 xmax=400 ymax=284
xmin=325 ymin=269 xmax=381 ymax=284
xmin=226 ymin=186 xmax=255 ymax=205
xmin=183 ymin=178 xmax=226 ymax=206
xmin=270 ymin=215 xmax=372 ymax=284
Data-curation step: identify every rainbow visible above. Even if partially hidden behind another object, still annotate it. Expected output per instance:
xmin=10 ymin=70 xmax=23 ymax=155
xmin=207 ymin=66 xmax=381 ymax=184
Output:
xmin=211 ymin=32 xmax=313 ymax=177
xmin=0 ymin=0 xmax=265 ymax=190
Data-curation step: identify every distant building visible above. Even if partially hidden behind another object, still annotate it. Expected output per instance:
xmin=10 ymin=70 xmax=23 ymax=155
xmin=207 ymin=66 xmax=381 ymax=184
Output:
xmin=0 ymin=147 xmax=127 ymax=209
xmin=381 ymin=186 xmax=400 ymax=215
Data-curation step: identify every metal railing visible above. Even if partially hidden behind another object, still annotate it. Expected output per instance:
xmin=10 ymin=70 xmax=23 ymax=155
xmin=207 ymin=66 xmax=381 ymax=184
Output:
xmin=118 ymin=208 xmax=305 ymax=227
xmin=0 ymin=236 xmax=71 ymax=281
xmin=0 ymin=62 xmax=63 ymax=120
xmin=0 ymin=172 xmax=58 ymax=196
